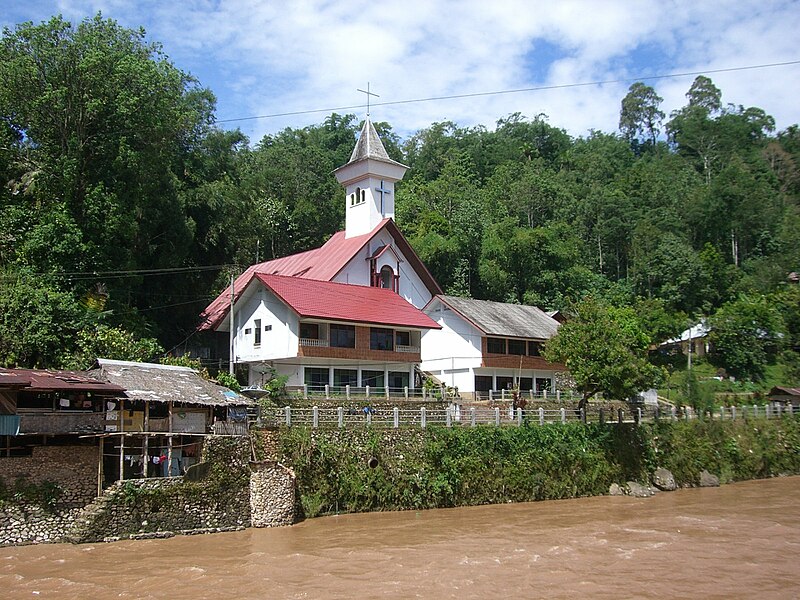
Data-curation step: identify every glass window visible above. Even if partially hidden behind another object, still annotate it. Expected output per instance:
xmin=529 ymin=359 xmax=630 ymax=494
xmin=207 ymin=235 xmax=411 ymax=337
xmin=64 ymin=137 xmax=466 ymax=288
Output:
xmin=304 ymin=368 xmax=329 ymax=389
xmin=518 ymin=377 xmax=533 ymax=391
xmin=496 ymin=376 xmax=514 ymax=390
xmin=508 ymin=339 xmax=526 ymax=355
xmin=487 ymin=337 xmax=506 ymax=354
xmin=254 ymin=319 xmax=262 ymax=346
xmin=535 ymin=378 xmax=552 ymax=392
xmin=300 ymin=322 xmax=319 ymax=340
xmin=474 ymin=376 xmax=492 ymax=392
xmin=330 ymin=324 xmax=355 ymax=348
xmin=388 ymin=371 xmax=409 ymax=389
xmin=17 ymin=392 xmax=54 ymax=410
xmin=361 ymin=370 xmax=384 ymax=388
xmin=528 ymin=341 xmax=542 ymax=356
xmin=395 ymin=330 xmax=411 ymax=347
xmin=370 ymin=328 xmax=394 ymax=351
xmin=380 ymin=265 xmax=393 ymax=289
xmin=333 ymin=369 xmax=357 ymax=387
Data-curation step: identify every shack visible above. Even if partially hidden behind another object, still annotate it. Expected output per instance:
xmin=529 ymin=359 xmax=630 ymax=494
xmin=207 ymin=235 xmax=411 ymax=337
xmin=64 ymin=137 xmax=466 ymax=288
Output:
xmin=88 ymin=359 xmax=253 ymax=487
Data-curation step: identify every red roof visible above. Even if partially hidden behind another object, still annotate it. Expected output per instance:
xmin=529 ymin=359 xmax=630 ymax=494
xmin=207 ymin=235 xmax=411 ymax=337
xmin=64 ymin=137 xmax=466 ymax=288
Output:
xmin=0 ymin=368 xmax=125 ymax=393
xmin=199 ymin=219 xmax=441 ymax=331
xmin=254 ymin=274 xmax=441 ymax=329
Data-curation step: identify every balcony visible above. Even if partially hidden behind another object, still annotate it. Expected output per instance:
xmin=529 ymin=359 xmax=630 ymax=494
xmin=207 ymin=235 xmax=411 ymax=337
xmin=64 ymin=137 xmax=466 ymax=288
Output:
xmin=300 ymin=338 xmax=329 ymax=347
xmin=395 ymin=345 xmax=420 ymax=353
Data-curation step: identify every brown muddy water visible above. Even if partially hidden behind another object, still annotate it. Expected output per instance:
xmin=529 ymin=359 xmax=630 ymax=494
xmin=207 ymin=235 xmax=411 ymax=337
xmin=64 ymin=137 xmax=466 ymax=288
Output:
xmin=2 ymin=476 xmax=800 ymax=599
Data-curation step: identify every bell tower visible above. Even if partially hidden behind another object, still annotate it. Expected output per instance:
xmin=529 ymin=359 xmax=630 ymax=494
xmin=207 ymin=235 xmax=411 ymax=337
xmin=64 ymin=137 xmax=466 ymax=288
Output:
xmin=334 ymin=117 xmax=408 ymax=238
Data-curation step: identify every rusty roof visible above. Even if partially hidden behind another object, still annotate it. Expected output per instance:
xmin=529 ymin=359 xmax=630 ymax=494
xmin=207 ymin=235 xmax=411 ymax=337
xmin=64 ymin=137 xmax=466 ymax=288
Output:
xmin=0 ymin=368 xmax=125 ymax=393
xmin=430 ymin=295 xmax=561 ymax=340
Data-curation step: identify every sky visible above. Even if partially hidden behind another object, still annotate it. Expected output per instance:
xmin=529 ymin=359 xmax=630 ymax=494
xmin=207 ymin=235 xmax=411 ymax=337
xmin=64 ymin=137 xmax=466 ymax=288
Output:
xmin=3 ymin=0 xmax=800 ymax=144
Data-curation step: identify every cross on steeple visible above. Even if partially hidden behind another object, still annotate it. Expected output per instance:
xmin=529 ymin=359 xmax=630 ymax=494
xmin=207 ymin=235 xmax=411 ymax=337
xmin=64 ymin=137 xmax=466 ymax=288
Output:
xmin=356 ymin=82 xmax=379 ymax=116
xmin=375 ymin=179 xmax=391 ymax=216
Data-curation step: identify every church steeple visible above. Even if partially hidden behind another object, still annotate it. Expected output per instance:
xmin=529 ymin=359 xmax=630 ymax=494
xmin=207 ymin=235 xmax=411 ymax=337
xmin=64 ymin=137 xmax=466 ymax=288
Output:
xmin=334 ymin=118 xmax=408 ymax=238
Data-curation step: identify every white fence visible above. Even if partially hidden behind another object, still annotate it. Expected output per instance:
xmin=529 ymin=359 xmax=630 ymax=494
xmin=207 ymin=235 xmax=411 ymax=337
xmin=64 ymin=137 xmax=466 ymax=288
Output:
xmin=272 ymin=403 xmax=797 ymax=429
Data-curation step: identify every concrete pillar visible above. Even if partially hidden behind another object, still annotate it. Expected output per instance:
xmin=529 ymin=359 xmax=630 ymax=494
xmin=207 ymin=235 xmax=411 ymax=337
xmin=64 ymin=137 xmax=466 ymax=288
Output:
xmin=599 ymin=408 xmax=605 ymax=425
xmin=539 ymin=407 xmax=544 ymax=426
xmin=421 ymin=407 xmax=426 ymax=429
xmin=404 ymin=386 xmax=409 ymax=400
xmin=470 ymin=407 xmax=476 ymax=427
xmin=393 ymin=407 xmax=399 ymax=428
xmin=337 ymin=407 xmax=344 ymax=428
xmin=446 ymin=407 xmax=452 ymax=428
xmin=284 ymin=406 xmax=291 ymax=426
xmin=346 ymin=385 xmax=351 ymax=400
xmin=312 ymin=406 xmax=319 ymax=428
xmin=494 ymin=407 xmax=500 ymax=426
xmin=303 ymin=384 xmax=308 ymax=400
xmin=324 ymin=384 xmax=329 ymax=399
xmin=560 ymin=407 xmax=566 ymax=423
xmin=516 ymin=407 xmax=522 ymax=426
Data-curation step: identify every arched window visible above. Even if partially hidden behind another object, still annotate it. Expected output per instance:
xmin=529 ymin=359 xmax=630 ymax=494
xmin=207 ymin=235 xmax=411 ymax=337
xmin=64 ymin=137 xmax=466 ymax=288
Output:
xmin=380 ymin=265 xmax=394 ymax=289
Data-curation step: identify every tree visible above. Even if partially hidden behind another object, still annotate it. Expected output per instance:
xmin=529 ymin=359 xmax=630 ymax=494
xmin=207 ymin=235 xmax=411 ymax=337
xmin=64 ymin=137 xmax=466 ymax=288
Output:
xmin=619 ymin=82 xmax=665 ymax=146
xmin=543 ymin=297 xmax=662 ymax=409
xmin=708 ymin=295 xmax=785 ymax=380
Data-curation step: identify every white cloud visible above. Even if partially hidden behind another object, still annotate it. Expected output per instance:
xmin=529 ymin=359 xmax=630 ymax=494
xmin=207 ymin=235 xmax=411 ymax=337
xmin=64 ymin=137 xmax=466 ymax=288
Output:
xmin=4 ymin=0 xmax=800 ymax=143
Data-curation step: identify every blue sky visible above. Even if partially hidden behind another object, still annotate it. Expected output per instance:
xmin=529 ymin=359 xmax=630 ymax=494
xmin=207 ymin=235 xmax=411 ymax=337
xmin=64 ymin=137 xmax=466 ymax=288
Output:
xmin=3 ymin=1 xmax=799 ymax=144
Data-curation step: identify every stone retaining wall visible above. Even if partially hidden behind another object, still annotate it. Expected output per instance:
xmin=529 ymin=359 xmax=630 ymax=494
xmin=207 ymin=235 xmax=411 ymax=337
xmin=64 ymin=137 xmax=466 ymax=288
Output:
xmin=0 ymin=506 xmax=83 ymax=545
xmin=0 ymin=445 xmax=98 ymax=507
xmin=250 ymin=461 xmax=295 ymax=527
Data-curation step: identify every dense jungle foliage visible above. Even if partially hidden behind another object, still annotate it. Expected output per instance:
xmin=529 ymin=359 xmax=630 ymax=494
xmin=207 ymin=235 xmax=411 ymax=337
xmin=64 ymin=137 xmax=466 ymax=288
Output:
xmin=1 ymin=15 xmax=798 ymax=391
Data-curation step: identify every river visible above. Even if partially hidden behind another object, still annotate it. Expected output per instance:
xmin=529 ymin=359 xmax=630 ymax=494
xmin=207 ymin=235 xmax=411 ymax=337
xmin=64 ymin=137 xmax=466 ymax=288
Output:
xmin=2 ymin=476 xmax=799 ymax=599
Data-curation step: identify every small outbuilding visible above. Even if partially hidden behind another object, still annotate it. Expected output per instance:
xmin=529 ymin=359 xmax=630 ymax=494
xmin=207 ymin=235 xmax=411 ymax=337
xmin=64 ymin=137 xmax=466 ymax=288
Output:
xmin=767 ymin=386 xmax=800 ymax=408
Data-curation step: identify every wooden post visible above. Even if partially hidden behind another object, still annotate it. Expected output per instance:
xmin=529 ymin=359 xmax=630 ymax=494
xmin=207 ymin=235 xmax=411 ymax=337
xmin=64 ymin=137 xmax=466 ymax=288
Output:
xmin=118 ymin=435 xmax=125 ymax=482
xmin=167 ymin=401 xmax=173 ymax=478
xmin=143 ymin=401 xmax=149 ymax=478
xmin=97 ymin=437 xmax=104 ymax=497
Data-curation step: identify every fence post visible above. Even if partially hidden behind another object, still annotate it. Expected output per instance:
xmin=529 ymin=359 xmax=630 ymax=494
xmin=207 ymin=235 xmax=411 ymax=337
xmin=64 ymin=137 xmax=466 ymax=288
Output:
xmin=581 ymin=407 xmax=586 ymax=424
xmin=470 ymin=407 xmax=476 ymax=427
xmin=393 ymin=406 xmax=399 ymax=428
xmin=312 ymin=406 xmax=319 ymax=428
xmin=303 ymin=384 xmax=308 ymax=400
xmin=404 ymin=386 xmax=409 ymax=400
xmin=346 ymin=385 xmax=351 ymax=401
xmin=599 ymin=408 xmax=604 ymax=425
xmin=618 ymin=408 xmax=623 ymax=424
xmin=324 ymin=384 xmax=330 ymax=400
xmin=788 ymin=404 xmax=794 ymax=417
xmin=446 ymin=406 xmax=452 ymax=428
xmin=501 ymin=389 xmax=506 ymax=401
xmin=543 ymin=389 xmax=548 ymax=401
xmin=337 ymin=406 xmax=344 ymax=428
xmin=284 ymin=406 xmax=291 ymax=427
xmin=671 ymin=405 xmax=676 ymax=421
xmin=560 ymin=407 xmax=566 ymax=423
xmin=366 ymin=385 xmax=370 ymax=399
xmin=421 ymin=406 xmax=426 ymax=429
xmin=766 ymin=403 xmax=772 ymax=419
xmin=494 ymin=407 xmax=500 ymax=426
xmin=731 ymin=406 xmax=737 ymax=420
xmin=539 ymin=407 xmax=544 ymax=426
xmin=516 ymin=407 xmax=522 ymax=426
xmin=636 ymin=408 xmax=642 ymax=425
xmin=489 ymin=389 xmax=494 ymax=402
xmin=529 ymin=389 xmax=534 ymax=402
xmin=753 ymin=404 xmax=758 ymax=418
xmin=719 ymin=406 xmax=725 ymax=420
xmin=508 ymin=405 xmax=514 ymax=421
xmin=556 ymin=389 xmax=561 ymax=402
xmin=422 ymin=387 xmax=426 ymax=400
xmin=386 ymin=385 xmax=390 ymax=400
xmin=367 ymin=409 xmax=372 ymax=426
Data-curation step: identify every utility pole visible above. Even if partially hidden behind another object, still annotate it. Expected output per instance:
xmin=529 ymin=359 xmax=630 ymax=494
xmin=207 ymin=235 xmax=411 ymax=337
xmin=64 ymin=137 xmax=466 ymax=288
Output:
xmin=229 ymin=272 xmax=235 ymax=376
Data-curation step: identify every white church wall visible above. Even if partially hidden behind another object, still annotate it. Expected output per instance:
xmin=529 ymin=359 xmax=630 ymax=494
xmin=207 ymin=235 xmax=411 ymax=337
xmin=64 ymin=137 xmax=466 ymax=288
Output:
xmin=420 ymin=300 xmax=483 ymax=382
xmin=233 ymin=283 xmax=299 ymax=364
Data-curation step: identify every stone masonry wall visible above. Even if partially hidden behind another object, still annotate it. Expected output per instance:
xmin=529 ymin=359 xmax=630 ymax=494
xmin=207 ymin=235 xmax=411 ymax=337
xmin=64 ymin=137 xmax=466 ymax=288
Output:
xmin=0 ymin=445 xmax=98 ymax=507
xmin=250 ymin=461 xmax=295 ymax=527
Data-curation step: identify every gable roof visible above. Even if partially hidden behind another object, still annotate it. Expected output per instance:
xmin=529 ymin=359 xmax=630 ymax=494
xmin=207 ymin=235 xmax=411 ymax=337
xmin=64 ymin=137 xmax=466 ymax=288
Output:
xmin=89 ymin=359 xmax=251 ymax=406
xmin=255 ymin=273 xmax=440 ymax=330
xmin=199 ymin=219 xmax=441 ymax=331
xmin=430 ymin=295 xmax=560 ymax=340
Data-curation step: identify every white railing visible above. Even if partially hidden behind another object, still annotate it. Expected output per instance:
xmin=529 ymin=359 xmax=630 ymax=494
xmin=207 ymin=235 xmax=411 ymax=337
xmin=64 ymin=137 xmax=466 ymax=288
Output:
xmin=395 ymin=345 xmax=420 ymax=353
xmin=274 ymin=402 xmax=797 ymax=429
xmin=300 ymin=338 xmax=329 ymax=347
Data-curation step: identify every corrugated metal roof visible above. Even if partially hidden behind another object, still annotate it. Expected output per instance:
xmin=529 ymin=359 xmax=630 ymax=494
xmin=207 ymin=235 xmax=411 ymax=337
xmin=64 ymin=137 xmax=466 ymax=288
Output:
xmin=0 ymin=368 xmax=125 ymax=393
xmin=256 ymin=273 xmax=441 ymax=330
xmin=90 ymin=359 xmax=252 ymax=406
xmin=199 ymin=219 xmax=441 ymax=331
xmin=433 ymin=295 xmax=560 ymax=339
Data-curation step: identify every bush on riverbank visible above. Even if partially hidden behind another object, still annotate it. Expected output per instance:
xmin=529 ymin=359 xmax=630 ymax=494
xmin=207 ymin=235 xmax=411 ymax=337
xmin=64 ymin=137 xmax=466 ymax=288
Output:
xmin=279 ymin=417 xmax=800 ymax=518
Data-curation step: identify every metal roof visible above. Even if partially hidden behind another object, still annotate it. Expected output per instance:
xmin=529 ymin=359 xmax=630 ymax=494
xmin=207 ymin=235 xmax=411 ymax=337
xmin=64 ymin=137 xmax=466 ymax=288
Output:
xmin=256 ymin=273 xmax=441 ymax=330
xmin=432 ymin=295 xmax=560 ymax=340
xmin=89 ymin=359 xmax=251 ymax=406
xmin=0 ymin=368 xmax=125 ymax=393
xmin=199 ymin=219 xmax=441 ymax=331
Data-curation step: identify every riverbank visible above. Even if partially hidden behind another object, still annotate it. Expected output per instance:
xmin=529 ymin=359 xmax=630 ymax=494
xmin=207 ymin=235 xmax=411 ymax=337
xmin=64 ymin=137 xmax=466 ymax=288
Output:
xmin=273 ymin=417 xmax=800 ymax=518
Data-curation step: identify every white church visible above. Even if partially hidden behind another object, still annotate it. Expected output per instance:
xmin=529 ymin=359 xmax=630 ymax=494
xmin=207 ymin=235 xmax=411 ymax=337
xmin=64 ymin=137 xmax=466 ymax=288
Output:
xmin=199 ymin=118 xmax=563 ymax=399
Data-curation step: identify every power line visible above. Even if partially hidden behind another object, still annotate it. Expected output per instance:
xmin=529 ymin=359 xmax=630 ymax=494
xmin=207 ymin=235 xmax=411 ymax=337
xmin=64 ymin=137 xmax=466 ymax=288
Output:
xmin=215 ymin=59 xmax=800 ymax=125
xmin=0 ymin=264 xmax=235 ymax=283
